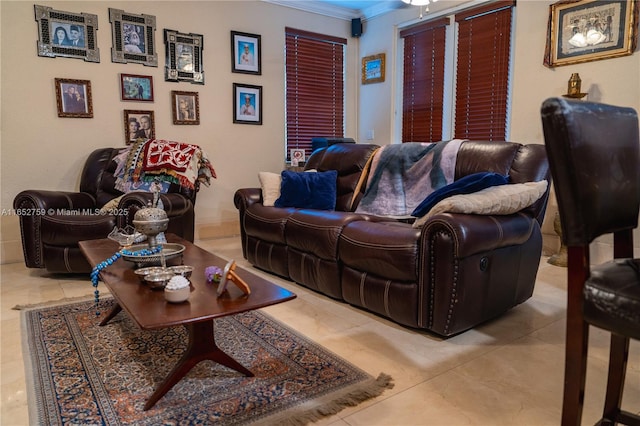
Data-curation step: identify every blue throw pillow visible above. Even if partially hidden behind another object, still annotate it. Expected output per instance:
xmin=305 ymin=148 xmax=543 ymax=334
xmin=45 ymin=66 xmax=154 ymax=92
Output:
xmin=274 ymin=170 xmax=338 ymax=210
xmin=411 ymin=172 xmax=509 ymax=217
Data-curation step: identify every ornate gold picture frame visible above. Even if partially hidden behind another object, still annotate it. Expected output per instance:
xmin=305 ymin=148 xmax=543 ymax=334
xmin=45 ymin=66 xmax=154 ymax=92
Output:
xmin=362 ymin=53 xmax=385 ymax=84
xmin=544 ymin=0 xmax=638 ymax=67
xmin=171 ymin=91 xmax=199 ymax=125
xmin=124 ymin=110 xmax=155 ymax=145
xmin=55 ymin=78 xmax=93 ymax=118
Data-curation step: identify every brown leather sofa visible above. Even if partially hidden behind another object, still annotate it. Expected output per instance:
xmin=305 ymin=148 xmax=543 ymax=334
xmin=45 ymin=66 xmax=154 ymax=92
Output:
xmin=234 ymin=141 xmax=550 ymax=336
xmin=14 ymin=147 xmax=196 ymax=274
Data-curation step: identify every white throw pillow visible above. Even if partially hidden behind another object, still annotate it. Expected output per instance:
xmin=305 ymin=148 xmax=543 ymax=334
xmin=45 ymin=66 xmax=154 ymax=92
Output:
xmin=412 ymin=180 xmax=548 ymax=228
xmin=259 ymin=172 xmax=282 ymax=207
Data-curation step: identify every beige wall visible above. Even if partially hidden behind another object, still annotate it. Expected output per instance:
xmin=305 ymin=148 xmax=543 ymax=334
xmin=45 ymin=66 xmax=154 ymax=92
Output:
xmin=2 ymin=0 xmax=639 ymax=265
xmin=0 ymin=1 xmax=360 ymax=263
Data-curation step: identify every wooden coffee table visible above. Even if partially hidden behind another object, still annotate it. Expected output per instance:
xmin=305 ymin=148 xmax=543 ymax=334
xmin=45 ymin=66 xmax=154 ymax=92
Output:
xmin=79 ymin=234 xmax=296 ymax=410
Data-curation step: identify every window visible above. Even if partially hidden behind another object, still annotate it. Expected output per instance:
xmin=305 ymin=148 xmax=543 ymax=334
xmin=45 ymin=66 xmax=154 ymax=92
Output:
xmin=400 ymin=1 xmax=515 ymax=142
xmin=285 ymin=27 xmax=346 ymax=160
xmin=400 ymin=17 xmax=450 ymax=143
xmin=454 ymin=1 xmax=514 ymax=140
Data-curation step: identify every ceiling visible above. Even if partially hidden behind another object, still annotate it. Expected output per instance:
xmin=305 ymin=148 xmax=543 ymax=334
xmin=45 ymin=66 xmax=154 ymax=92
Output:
xmin=264 ymin=0 xmax=406 ymax=20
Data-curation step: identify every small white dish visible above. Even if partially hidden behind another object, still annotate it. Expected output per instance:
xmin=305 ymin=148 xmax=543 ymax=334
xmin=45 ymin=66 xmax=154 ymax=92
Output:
xmin=164 ymin=275 xmax=191 ymax=303
xmin=164 ymin=286 xmax=190 ymax=303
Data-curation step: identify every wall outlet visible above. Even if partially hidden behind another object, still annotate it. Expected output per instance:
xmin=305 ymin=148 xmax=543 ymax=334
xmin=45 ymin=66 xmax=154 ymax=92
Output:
xmin=366 ymin=129 xmax=375 ymax=140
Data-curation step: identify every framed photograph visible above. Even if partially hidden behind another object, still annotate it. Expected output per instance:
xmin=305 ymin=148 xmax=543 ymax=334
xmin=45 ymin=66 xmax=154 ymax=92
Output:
xmin=230 ymin=31 xmax=261 ymax=75
xmin=290 ymin=149 xmax=306 ymax=167
xmin=124 ymin=110 xmax=154 ymax=144
xmin=164 ymin=29 xmax=204 ymax=84
xmin=233 ymin=83 xmax=262 ymax=125
xmin=362 ymin=53 xmax=386 ymax=84
xmin=544 ymin=0 xmax=638 ymax=67
xmin=172 ymin=91 xmax=200 ymax=125
xmin=109 ymin=8 xmax=158 ymax=67
xmin=34 ymin=5 xmax=100 ymax=62
xmin=55 ymin=78 xmax=93 ymax=118
xmin=120 ymin=74 xmax=154 ymax=102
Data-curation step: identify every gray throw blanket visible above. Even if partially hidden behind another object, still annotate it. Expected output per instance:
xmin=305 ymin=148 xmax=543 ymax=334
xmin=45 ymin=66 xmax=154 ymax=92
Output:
xmin=356 ymin=139 xmax=464 ymax=216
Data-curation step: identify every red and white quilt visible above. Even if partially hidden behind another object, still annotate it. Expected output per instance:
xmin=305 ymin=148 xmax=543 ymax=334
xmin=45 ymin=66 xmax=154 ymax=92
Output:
xmin=143 ymin=140 xmax=197 ymax=173
xmin=115 ymin=139 xmax=216 ymax=192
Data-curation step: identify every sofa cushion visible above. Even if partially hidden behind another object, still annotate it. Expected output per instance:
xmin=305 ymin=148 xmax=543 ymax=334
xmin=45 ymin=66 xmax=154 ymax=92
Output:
xmin=286 ymin=210 xmax=371 ymax=260
xmin=340 ymin=221 xmax=420 ymax=282
xmin=412 ymin=180 xmax=548 ymax=228
xmin=411 ymin=172 xmax=509 ymax=218
xmin=258 ymin=172 xmax=281 ymax=207
xmin=275 ymin=170 xmax=338 ymax=210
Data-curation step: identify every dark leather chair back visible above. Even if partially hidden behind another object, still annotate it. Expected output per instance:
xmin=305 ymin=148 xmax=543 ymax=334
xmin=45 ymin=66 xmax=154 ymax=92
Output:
xmin=542 ymin=98 xmax=640 ymax=244
xmin=541 ymin=97 xmax=640 ymax=426
xmin=79 ymin=148 xmax=125 ymax=207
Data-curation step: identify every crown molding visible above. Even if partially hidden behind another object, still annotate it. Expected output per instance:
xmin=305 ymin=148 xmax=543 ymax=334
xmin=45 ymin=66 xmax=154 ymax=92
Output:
xmin=263 ymin=0 xmax=402 ymax=21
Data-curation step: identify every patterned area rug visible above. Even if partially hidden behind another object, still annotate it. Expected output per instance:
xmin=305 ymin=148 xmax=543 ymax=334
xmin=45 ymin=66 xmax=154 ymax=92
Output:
xmin=20 ymin=298 xmax=393 ymax=425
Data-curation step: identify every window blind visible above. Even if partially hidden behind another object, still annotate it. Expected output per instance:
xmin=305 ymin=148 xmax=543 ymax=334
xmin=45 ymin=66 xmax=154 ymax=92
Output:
xmin=285 ymin=27 xmax=346 ymax=160
xmin=454 ymin=1 xmax=515 ymax=141
xmin=400 ymin=17 xmax=450 ymax=143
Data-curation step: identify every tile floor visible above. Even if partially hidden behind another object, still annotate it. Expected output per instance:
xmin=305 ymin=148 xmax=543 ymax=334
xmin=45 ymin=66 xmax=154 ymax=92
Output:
xmin=1 ymin=236 xmax=638 ymax=425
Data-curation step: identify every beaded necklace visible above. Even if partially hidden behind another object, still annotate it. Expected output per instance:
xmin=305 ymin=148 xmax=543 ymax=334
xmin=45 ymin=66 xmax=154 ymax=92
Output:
xmin=90 ymin=245 xmax=162 ymax=316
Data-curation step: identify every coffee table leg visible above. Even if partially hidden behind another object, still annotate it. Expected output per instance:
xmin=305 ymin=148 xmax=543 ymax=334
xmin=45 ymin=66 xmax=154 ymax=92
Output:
xmin=143 ymin=320 xmax=254 ymax=411
xmin=99 ymin=303 xmax=122 ymax=326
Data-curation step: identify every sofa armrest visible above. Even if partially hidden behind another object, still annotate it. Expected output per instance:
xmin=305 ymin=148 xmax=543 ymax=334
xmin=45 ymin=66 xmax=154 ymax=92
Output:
xmin=233 ymin=188 xmax=263 ymax=259
xmin=234 ymin=188 xmax=262 ymax=210
xmin=419 ymin=212 xmax=540 ymax=335
xmin=421 ymin=212 xmax=536 ymax=258
xmin=14 ymin=190 xmax=97 ymax=212
xmin=13 ymin=190 xmax=97 ymax=268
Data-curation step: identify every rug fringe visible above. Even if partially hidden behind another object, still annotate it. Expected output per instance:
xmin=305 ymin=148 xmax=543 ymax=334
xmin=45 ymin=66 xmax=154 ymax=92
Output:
xmin=12 ymin=295 xmax=108 ymax=311
xmin=255 ymin=373 xmax=394 ymax=425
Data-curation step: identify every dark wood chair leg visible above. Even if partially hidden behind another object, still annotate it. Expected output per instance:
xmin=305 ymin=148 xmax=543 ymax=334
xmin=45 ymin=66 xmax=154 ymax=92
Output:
xmin=562 ymin=247 xmax=590 ymax=426
xmin=561 ymin=319 xmax=590 ymax=426
xmin=602 ymin=333 xmax=629 ymax=423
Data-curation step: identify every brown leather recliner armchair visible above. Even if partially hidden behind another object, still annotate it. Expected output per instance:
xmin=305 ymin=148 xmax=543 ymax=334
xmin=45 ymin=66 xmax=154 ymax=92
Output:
xmin=14 ymin=147 xmax=197 ymax=274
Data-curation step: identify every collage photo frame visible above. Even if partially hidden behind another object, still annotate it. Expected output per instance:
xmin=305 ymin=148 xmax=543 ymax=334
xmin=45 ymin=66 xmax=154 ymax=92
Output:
xmin=164 ymin=29 xmax=205 ymax=84
xmin=109 ymin=8 xmax=158 ymax=67
xmin=34 ymin=4 xmax=100 ymax=62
